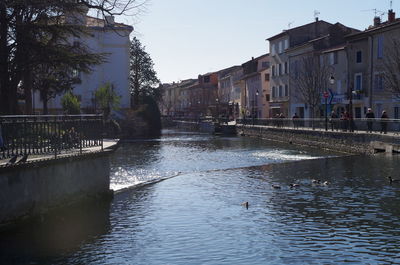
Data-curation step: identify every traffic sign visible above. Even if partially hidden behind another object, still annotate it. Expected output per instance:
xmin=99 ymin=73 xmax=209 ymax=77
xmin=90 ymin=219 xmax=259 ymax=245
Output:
xmin=323 ymin=91 xmax=329 ymax=98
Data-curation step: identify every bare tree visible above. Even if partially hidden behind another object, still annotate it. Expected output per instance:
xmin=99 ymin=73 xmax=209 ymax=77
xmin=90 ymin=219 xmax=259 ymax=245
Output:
xmin=79 ymin=0 xmax=147 ymax=16
xmin=382 ymin=37 xmax=400 ymax=97
xmin=290 ymin=54 xmax=330 ymax=119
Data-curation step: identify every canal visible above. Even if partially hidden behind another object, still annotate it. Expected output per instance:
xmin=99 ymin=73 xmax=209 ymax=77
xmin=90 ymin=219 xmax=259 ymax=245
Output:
xmin=1 ymin=130 xmax=400 ymax=264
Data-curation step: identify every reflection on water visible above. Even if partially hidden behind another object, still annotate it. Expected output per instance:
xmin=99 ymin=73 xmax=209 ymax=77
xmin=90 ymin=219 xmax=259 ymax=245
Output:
xmin=0 ymin=199 xmax=110 ymax=265
xmin=1 ymin=130 xmax=400 ymax=264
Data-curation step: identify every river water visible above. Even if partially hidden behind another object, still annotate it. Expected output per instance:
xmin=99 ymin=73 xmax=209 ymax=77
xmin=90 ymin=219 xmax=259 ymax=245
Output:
xmin=1 ymin=130 xmax=400 ymax=264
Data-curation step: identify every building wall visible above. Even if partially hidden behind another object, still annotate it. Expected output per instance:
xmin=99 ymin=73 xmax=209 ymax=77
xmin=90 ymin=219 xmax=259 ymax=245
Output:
xmin=371 ymin=26 xmax=400 ymax=118
xmin=34 ymin=18 xmax=133 ymax=114
xmin=270 ymin=36 xmax=290 ymax=117
xmin=347 ymin=19 xmax=400 ymax=119
xmin=260 ymin=68 xmax=270 ymax=118
xmin=347 ymin=37 xmax=370 ymax=117
xmin=324 ymin=49 xmax=349 ymax=115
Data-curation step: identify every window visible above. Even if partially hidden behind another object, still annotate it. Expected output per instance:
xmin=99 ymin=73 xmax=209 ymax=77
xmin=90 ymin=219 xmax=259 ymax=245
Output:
xmin=377 ymin=35 xmax=384 ymax=58
xmin=278 ymin=64 xmax=282 ymax=76
xmin=355 ymin=107 xmax=362 ymax=118
xmin=265 ymin=73 xmax=270 ymax=81
xmin=261 ymin=61 xmax=269 ymax=68
xmin=355 ymin=73 xmax=362 ymax=91
xmin=293 ymin=60 xmax=299 ymax=78
xmin=266 ymin=94 xmax=270 ymax=101
xmin=336 ymin=80 xmax=342 ymax=94
xmin=329 ymin=52 xmax=338 ymax=65
xmin=356 ymin=51 xmax=362 ymax=63
xmin=284 ymin=62 xmax=288 ymax=74
xmin=278 ymin=41 xmax=283 ymax=54
xmin=204 ymin=76 xmax=210 ymax=83
xmin=72 ymin=69 xmax=80 ymax=78
xmin=395 ymin=107 xmax=399 ymax=119
xmin=272 ymin=65 xmax=276 ymax=77
xmin=374 ymin=74 xmax=384 ymax=90
xmin=284 ymin=84 xmax=288 ymax=97
xmin=284 ymin=39 xmax=289 ymax=50
xmin=271 ymin=44 xmax=276 ymax=56
xmin=278 ymin=85 xmax=283 ymax=97
xmin=272 ymin=86 xmax=276 ymax=98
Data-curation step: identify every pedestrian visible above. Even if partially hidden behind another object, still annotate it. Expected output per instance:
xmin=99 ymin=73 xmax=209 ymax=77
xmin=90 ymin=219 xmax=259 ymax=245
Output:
xmin=275 ymin=113 xmax=280 ymax=127
xmin=279 ymin=113 xmax=286 ymax=127
xmin=365 ymin=108 xmax=375 ymax=133
xmin=292 ymin=113 xmax=299 ymax=129
xmin=330 ymin=111 xmax=338 ymax=131
xmin=0 ymin=124 xmax=4 ymax=151
xmin=380 ymin=110 xmax=389 ymax=134
xmin=343 ymin=111 xmax=350 ymax=131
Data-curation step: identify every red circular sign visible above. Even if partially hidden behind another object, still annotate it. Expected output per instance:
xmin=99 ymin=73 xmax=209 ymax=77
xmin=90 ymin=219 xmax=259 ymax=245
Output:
xmin=323 ymin=91 xmax=329 ymax=98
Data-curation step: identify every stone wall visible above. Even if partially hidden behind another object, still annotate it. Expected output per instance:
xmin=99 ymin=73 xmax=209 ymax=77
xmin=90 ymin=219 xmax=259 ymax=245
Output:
xmin=238 ymin=125 xmax=400 ymax=155
xmin=0 ymin=152 xmax=112 ymax=226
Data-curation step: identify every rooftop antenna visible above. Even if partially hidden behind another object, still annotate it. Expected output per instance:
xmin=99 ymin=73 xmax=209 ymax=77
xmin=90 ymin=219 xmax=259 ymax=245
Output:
xmin=390 ymin=0 xmax=393 ymax=9
xmin=314 ymin=10 xmax=320 ymax=20
xmin=361 ymin=8 xmax=384 ymax=17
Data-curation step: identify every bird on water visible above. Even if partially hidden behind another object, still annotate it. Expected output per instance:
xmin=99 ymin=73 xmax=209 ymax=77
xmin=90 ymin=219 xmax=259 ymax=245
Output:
xmin=388 ymin=176 xmax=400 ymax=183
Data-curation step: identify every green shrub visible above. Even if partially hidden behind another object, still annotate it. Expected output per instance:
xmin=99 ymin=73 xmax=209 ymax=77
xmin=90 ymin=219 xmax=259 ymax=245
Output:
xmin=61 ymin=91 xmax=81 ymax=114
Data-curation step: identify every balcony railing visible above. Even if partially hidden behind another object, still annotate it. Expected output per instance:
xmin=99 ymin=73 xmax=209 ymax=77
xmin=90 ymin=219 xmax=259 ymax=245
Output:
xmin=0 ymin=115 xmax=104 ymax=160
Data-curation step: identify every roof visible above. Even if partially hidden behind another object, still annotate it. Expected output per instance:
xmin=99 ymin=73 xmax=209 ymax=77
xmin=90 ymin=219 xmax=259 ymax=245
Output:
xmin=285 ymin=34 xmax=330 ymax=53
xmin=321 ymin=44 xmax=346 ymax=54
xmin=267 ymin=20 xmax=332 ymax=41
xmin=347 ymin=18 xmax=400 ymax=39
xmin=85 ymin=16 xmax=133 ymax=31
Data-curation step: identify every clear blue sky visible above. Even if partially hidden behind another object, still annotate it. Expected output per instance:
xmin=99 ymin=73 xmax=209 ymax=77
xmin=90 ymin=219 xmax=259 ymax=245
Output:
xmin=117 ymin=0 xmax=396 ymax=83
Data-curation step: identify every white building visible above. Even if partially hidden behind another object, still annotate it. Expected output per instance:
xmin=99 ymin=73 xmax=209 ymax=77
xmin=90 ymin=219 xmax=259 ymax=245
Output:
xmin=33 ymin=7 xmax=133 ymax=114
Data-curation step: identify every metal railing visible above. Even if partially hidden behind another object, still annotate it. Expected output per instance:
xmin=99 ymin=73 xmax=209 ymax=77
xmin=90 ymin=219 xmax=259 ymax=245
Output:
xmin=172 ymin=117 xmax=232 ymax=124
xmin=237 ymin=118 xmax=400 ymax=135
xmin=0 ymin=115 xmax=104 ymax=160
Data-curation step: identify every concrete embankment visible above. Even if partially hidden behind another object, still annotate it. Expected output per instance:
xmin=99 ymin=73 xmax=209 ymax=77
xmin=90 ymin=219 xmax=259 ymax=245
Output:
xmin=0 ymin=143 xmax=117 ymax=227
xmin=238 ymin=125 xmax=400 ymax=155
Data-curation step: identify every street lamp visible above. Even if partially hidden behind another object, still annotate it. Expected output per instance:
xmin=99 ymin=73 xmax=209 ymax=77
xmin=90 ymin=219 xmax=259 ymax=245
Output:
xmin=348 ymin=88 xmax=357 ymax=132
xmin=255 ymin=90 xmax=259 ymax=118
xmin=215 ymin=98 xmax=219 ymax=122
xmin=252 ymin=90 xmax=259 ymax=125
xmin=324 ymin=75 xmax=335 ymax=131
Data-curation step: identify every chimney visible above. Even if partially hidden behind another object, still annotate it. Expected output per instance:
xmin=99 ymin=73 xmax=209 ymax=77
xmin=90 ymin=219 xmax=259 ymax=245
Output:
xmin=105 ymin=15 xmax=115 ymax=25
xmin=374 ymin=16 xmax=381 ymax=26
xmin=315 ymin=17 xmax=319 ymax=22
xmin=388 ymin=9 xmax=396 ymax=23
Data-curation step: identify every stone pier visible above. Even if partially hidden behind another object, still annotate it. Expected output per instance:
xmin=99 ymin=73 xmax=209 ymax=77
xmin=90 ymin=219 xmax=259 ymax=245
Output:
xmin=0 ymin=141 xmax=118 ymax=227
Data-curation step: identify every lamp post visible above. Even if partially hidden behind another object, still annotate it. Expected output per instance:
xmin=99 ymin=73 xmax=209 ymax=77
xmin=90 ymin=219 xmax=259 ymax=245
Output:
xmin=325 ymin=75 xmax=335 ymax=131
xmin=348 ymin=87 xmax=356 ymax=132
xmin=252 ymin=90 xmax=259 ymax=125
xmin=215 ymin=98 xmax=219 ymax=123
